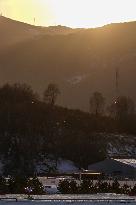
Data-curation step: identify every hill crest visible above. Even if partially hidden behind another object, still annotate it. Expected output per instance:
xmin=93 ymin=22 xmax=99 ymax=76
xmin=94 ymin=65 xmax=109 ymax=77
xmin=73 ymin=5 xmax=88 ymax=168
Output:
xmin=0 ymin=16 xmax=136 ymax=111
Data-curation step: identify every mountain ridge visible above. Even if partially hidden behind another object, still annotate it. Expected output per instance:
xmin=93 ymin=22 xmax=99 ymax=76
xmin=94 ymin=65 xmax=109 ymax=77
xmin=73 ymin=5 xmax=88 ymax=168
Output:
xmin=0 ymin=16 xmax=136 ymax=111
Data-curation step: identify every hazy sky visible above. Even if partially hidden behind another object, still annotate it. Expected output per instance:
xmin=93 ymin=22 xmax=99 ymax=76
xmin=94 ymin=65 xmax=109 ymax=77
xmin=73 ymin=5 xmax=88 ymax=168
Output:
xmin=0 ymin=0 xmax=136 ymax=28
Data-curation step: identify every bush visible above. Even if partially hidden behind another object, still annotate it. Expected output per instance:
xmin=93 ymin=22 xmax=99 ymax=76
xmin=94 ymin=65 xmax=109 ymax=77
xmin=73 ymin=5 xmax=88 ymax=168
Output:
xmin=0 ymin=176 xmax=7 ymax=194
xmin=8 ymin=176 xmax=28 ymax=194
xmin=26 ymin=177 xmax=44 ymax=195
xmin=58 ymin=179 xmax=70 ymax=194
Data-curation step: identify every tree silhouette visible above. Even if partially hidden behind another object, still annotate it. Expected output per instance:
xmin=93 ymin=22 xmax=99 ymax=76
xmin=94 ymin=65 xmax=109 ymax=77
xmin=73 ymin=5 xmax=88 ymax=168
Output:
xmin=58 ymin=180 xmax=70 ymax=194
xmin=112 ymin=179 xmax=120 ymax=193
xmin=80 ymin=179 xmax=93 ymax=194
xmin=27 ymin=177 xmax=44 ymax=194
xmin=109 ymin=96 xmax=135 ymax=119
xmin=8 ymin=176 xmax=28 ymax=194
xmin=90 ymin=92 xmax=105 ymax=116
xmin=0 ymin=176 xmax=7 ymax=194
xmin=0 ymin=83 xmax=38 ymax=105
xmin=43 ymin=83 xmax=60 ymax=106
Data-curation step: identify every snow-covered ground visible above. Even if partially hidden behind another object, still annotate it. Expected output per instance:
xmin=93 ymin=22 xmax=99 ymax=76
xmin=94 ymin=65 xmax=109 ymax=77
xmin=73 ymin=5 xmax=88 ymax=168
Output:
xmin=36 ymin=158 xmax=79 ymax=174
xmin=0 ymin=134 xmax=136 ymax=176
xmin=0 ymin=194 xmax=135 ymax=204
xmin=57 ymin=159 xmax=79 ymax=173
xmin=107 ymin=134 xmax=136 ymax=157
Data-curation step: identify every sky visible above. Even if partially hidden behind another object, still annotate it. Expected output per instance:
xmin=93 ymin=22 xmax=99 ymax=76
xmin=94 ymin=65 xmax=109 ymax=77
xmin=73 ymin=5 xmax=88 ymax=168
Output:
xmin=0 ymin=0 xmax=136 ymax=28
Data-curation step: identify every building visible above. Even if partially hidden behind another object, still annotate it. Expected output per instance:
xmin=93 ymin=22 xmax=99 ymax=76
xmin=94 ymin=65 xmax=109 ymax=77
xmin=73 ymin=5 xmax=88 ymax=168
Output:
xmin=88 ymin=158 xmax=136 ymax=179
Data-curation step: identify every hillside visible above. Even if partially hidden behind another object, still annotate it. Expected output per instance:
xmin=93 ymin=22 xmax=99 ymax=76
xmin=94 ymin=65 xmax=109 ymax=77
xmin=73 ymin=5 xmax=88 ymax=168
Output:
xmin=0 ymin=17 xmax=136 ymax=111
xmin=0 ymin=83 xmax=135 ymax=175
xmin=0 ymin=16 xmax=79 ymax=52
xmin=0 ymin=16 xmax=40 ymax=51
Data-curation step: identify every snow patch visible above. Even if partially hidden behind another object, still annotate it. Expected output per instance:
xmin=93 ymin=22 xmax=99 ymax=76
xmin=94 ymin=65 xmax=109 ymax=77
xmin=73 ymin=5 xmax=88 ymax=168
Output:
xmin=114 ymin=158 xmax=136 ymax=168
xmin=57 ymin=159 xmax=79 ymax=173
xmin=35 ymin=157 xmax=78 ymax=174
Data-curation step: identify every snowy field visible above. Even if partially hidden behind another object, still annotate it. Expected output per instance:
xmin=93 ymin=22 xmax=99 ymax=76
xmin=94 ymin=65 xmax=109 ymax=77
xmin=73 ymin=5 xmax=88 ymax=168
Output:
xmin=0 ymin=194 xmax=136 ymax=205
xmin=0 ymin=202 xmax=136 ymax=205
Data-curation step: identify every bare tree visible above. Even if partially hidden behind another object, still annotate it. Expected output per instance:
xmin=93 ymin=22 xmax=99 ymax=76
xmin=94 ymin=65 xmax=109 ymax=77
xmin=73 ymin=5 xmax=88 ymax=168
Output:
xmin=43 ymin=83 xmax=60 ymax=106
xmin=109 ymin=96 xmax=135 ymax=119
xmin=90 ymin=92 xmax=105 ymax=116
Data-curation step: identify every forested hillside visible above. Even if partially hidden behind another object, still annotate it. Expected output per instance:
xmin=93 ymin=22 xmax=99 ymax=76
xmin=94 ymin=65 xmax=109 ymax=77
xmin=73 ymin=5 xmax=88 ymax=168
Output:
xmin=0 ymin=83 xmax=135 ymax=176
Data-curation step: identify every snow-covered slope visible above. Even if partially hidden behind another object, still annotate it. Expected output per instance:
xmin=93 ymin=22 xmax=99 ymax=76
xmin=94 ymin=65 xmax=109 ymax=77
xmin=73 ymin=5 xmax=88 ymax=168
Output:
xmin=57 ymin=159 xmax=79 ymax=173
xmin=106 ymin=134 xmax=136 ymax=157
xmin=35 ymin=157 xmax=79 ymax=174
xmin=35 ymin=134 xmax=136 ymax=175
xmin=0 ymin=134 xmax=135 ymax=175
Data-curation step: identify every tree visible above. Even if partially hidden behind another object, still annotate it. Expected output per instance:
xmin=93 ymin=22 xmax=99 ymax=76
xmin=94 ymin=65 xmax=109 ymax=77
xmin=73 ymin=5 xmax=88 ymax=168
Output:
xmin=96 ymin=180 xmax=109 ymax=193
xmin=0 ymin=83 xmax=38 ymax=105
xmin=109 ymin=96 xmax=135 ymax=119
xmin=80 ymin=179 xmax=93 ymax=194
xmin=0 ymin=176 xmax=7 ymax=194
xmin=108 ymin=96 xmax=135 ymax=132
xmin=26 ymin=177 xmax=44 ymax=195
xmin=8 ymin=176 xmax=28 ymax=194
xmin=90 ymin=92 xmax=105 ymax=116
xmin=43 ymin=83 xmax=60 ymax=106
xmin=69 ymin=180 xmax=79 ymax=194
xmin=112 ymin=179 xmax=120 ymax=193
xmin=58 ymin=179 xmax=70 ymax=194
xmin=121 ymin=184 xmax=130 ymax=194
xmin=130 ymin=184 xmax=136 ymax=195
xmin=58 ymin=179 xmax=79 ymax=194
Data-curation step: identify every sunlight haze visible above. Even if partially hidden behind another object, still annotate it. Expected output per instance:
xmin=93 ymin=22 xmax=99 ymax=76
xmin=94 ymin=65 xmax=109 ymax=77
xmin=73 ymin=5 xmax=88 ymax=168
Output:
xmin=0 ymin=0 xmax=136 ymax=28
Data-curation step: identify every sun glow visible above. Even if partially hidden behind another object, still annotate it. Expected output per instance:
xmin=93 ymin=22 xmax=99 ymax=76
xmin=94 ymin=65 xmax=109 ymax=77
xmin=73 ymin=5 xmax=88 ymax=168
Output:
xmin=1 ymin=0 xmax=136 ymax=28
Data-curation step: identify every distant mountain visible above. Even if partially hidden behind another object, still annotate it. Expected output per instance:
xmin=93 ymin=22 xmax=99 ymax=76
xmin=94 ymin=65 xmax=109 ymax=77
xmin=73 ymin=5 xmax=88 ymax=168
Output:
xmin=0 ymin=16 xmax=136 ymax=111
xmin=0 ymin=16 xmax=40 ymax=51
xmin=0 ymin=16 xmax=78 ymax=52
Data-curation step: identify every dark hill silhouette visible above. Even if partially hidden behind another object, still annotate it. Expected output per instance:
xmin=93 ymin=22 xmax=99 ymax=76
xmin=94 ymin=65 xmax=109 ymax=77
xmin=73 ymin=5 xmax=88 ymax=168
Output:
xmin=0 ymin=17 xmax=136 ymax=111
